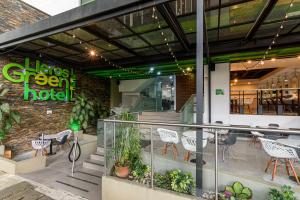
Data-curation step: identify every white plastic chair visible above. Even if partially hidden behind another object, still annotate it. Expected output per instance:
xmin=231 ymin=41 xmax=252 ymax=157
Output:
xmin=181 ymin=133 xmax=208 ymax=161
xmin=250 ymin=131 xmax=264 ymax=147
xmin=157 ymin=128 xmax=179 ymax=160
xmin=259 ymin=137 xmax=300 ymax=185
xmin=56 ymin=129 xmax=72 ymax=142
xmin=32 ymin=140 xmax=51 ymax=156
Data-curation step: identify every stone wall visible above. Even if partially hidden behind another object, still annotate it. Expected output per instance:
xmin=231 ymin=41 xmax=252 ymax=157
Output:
xmin=0 ymin=54 xmax=109 ymax=155
xmin=0 ymin=0 xmax=48 ymax=33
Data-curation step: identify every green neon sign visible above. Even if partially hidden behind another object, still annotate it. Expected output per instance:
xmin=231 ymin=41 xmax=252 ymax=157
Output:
xmin=2 ymin=57 xmax=76 ymax=101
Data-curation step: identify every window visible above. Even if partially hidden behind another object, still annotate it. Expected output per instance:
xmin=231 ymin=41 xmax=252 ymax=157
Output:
xmin=230 ymin=57 xmax=300 ymax=116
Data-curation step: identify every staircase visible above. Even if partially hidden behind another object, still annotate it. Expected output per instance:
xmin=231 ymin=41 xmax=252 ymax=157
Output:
xmin=138 ymin=112 xmax=182 ymax=139
xmin=55 ymin=147 xmax=105 ymax=200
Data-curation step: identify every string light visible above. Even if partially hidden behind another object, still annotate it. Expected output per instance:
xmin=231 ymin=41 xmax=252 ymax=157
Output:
xmin=245 ymin=0 xmax=294 ymax=70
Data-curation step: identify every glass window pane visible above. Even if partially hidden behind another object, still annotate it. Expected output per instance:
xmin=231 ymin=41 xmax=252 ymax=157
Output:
xmin=141 ymin=28 xmax=177 ymax=45
xmin=49 ymin=33 xmax=81 ymax=45
xmin=118 ymin=36 xmax=149 ymax=48
xmin=206 ymin=10 xmax=219 ymax=29
xmin=178 ymin=14 xmax=196 ymax=33
xmin=94 ymin=19 xmax=132 ymax=38
xmin=118 ymin=8 xmax=167 ymax=33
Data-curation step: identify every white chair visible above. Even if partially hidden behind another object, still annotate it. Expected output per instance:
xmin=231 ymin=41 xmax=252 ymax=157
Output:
xmin=181 ymin=131 xmax=208 ymax=161
xmin=157 ymin=128 xmax=179 ymax=160
xmin=259 ymin=137 xmax=300 ymax=185
xmin=56 ymin=130 xmax=72 ymax=145
xmin=250 ymin=131 xmax=264 ymax=147
xmin=32 ymin=140 xmax=51 ymax=157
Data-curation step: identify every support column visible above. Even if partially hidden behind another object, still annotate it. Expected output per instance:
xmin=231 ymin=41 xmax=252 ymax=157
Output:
xmin=196 ymin=0 xmax=204 ymax=195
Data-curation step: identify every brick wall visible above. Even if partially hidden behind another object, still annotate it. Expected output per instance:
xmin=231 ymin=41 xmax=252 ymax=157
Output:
xmin=176 ymin=74 xmax=196 ymax=112
xmin=0 ymin=54 xmax=110 ymax=155
xmin=0 ymin=0 xmax=48 ymax=33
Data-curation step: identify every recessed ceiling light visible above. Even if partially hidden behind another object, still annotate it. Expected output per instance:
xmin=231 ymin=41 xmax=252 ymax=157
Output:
xmin=157 ymin=71 xmax=161 ymax=75
xmin=247 ymin=60 xmax=252 ymax=64
xmin=89 ymin=50 xmax=96 ymax=56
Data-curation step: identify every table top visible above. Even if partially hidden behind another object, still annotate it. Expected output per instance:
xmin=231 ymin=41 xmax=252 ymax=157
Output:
xmin=39 ymin=134 xmax=57 ymax=140
xmin=277 ymin=139 xmax=300 ymax=149
xmin=183 ymin=130 xmax=214 ymax=139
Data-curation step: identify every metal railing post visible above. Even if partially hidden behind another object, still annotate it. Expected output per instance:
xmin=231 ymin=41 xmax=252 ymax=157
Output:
xmin=113 ymin=116 xmax=116 ymax=160
xmin=215 ymin=129 xmax=218 ymax=200
xmin=41 ymin=133 xmax=44 ymax=157
xmin=104 ymin=121 xmax=107 ymax=176
xmin=150 ymin=126 xmax=154 ymax=188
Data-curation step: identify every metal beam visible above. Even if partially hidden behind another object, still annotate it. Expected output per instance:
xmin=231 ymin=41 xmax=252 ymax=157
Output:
xmin=0 ymin=0 xmax=172 ymax=49
xmin=157 ymin=3 xmax=190 ymax=51
xmin=245 ymin=0 xmax=278 ymax=40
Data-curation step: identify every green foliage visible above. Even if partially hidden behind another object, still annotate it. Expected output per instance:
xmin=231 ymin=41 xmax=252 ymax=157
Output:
xmin=220 ymin=182 xmax=252 ymax=200
xmin=112 ymin=112 xmax=141 ymax=168
xmin=0 ymin=85 xmax=20 ymax=143
xmin=154 ymin=169 xmax=195 ymax=195
xmin=267 ymin=185 xmax=296 ymax=200
xmin=130 ymin=163 xmax=151 ymax=185
xmin=69 ymin=93 xmax=95 ymax=132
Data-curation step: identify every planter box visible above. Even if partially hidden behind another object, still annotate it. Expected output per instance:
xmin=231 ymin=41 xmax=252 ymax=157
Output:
xmin=102 ymin=176 xmax=197 ymax=200
xmin=0 ymin=155 xmax=46 ymax=175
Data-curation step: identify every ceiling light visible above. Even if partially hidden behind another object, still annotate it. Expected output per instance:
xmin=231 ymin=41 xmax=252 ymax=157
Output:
xmin=186 ymin=67 xmax=192 ymax=72
xmin=89 ymin=50 xmax=96 ymax=56
xmin=247 ymin=60 xmax=252 ymax=64
xmin=298 ymin=55 xmax=300 ymax=59
xmin=271 ymin=58 xmax=276 ymax=61
xmin=169 ymin=76 xmax=173 ymax=79
xmin=150 ymin=67 xmax=154 ymax=72
xmin=234 ymin=78 xmax=238 ymax=83
xmin=157 ymin=71 xmax=161 ymax=75
xmin=260 ymin=61 xmax=264 ymax=65
xmin=248 ymin=82 xmax=251 ymax=85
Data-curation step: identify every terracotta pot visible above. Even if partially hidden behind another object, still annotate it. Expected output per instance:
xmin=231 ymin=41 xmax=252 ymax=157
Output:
xmin=115 ymin=165 xmax=130 ymax=178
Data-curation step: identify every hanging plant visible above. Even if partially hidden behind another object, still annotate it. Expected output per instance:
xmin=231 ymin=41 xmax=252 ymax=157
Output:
xmin=69 ymin=93 xmax=95 ymax=132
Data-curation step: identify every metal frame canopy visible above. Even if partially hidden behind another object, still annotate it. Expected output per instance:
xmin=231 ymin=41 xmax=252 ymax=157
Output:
xmin=0 ymin=0 xmax=299 ymax=79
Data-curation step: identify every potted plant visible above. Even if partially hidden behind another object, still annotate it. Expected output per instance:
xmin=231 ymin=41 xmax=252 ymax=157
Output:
xmin=69 ymin=93 xmax=95 ymax=133
xmin=112 ymin=112 xmax=141 ymax=178
xmin=220 ymin=181 xmax=252 ymax=200
xmin=0 ymin=85 xmax=20 ymax=156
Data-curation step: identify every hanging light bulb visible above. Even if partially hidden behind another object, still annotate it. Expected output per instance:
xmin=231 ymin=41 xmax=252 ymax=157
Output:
xmin=280 ymin=24 xmax=283 ymax=29
xmin=247 ymin=60 xmax=252 ymax=64
xmin=290 ymin=3 xmax=293 ymax=7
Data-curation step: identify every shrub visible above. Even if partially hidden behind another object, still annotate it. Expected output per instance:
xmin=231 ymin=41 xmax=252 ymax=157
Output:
xmin=267 ymin=185 xmax=296 ymax=200
xmin=220 ymin=181 xmax=252 ymax=200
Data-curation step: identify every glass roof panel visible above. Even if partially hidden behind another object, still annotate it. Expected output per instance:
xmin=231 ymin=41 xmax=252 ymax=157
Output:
xmin=67 ymin=28 xmax=98 ymax=41
xmin=134 ymin=47 xmax=159 ymax=56
xmin=255 ymin=20 xmax=298 ymax=38
xmin=90 ymin=40 xmax=118 ymax=51
xmin=220 ymin=0 xmax=266 ymax=27
xmin=178 ymin=14 xmax=196 ymax=33
xmin=265 ymin=0 xmax=300 ymax=22
xmin=292 ymin=24 xmax=300 ymax=33
xmin=112 ymin=49 xmax=134 ymax=58
xmin=186 ymin=33 xmax=196 ymax=44
xmin=207 ymin=30 xmax=218 ymax=42
xmin=32 ymin=39 xmax=55 ymax=47
xmin=118 ymin=7 xmax=168 ymax=34
xmin=52 ymin=46 xmax=79 ymax=55
xmin=170 ymin=0 xmax=196 ymax=16
xmin=94 ymin=19 xmax=132 ymax=38
xmin=118 ymin=36 xmax=149 ymax=48
xmin=141 ymin=28 xmax=177 ymax=45
xmin=39 ymin=48 xmax=68 ymax=57
xmin=65 ymin=55 xmax=89 ymax=62
xmin=49 ymin=33 xmax=80 ymax=45
xmin=101 ymin=52 xmax=122 ymax=60
xmin=155 ymin=42 xmax=182 ymax=54
xmin=219 ymin=23 xmax=253 ymax=40
xmin=206 ymin=10 xmax=219 ymax=29
xmin=20 ymin=42 xmax=44 ymax=50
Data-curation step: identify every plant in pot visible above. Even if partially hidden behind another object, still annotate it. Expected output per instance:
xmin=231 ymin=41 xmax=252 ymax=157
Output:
xmin=0 ymin=85 xmax=21 ymax=156
xmin=69 ymin=93 xmax=95 ymax=133
xmin=112 ymin=112 xmax=141 ymax=178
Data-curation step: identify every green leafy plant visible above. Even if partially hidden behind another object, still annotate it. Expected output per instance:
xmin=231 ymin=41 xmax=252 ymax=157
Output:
xmin=220 ymin=181 xmax=252 ymax=200
xmin=112 ymin=112 xmax=141 ymax=168
xmin=69 ymin=93 xmax=95 ymax=132
xmin=0 ymin=85 xmax=21 ymax=144
xmin=130 ymin=163 xmax=151 ymax=185
xmin=154 ymin=169 xmax=195 ymax=195
xmin=267 ymin=185 xmax=296 ymax=200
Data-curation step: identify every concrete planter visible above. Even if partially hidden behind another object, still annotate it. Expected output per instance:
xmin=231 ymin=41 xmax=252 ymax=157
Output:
xmin=0 ymin=145 xmax=4 ymax=156
xmin=0 ymin=156 xmax=46 ymax=174
xmin=102 ymin=176 xmax=197 ymax=200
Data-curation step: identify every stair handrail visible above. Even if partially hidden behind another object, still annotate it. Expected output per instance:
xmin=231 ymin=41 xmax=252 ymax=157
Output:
xmin=180 ymin=94 xmax=196 ymax=124
xmin=179 ymin=94 xmax=196 ymax=113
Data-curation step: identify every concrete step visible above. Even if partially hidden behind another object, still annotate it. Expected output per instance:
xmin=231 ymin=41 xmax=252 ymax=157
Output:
xmin=77 ymin=168 xmax=103 ymax=178
xmin=83 ymin=159 xmax=105 ymax=172
xmin=97 ymin=147 xmax=104 ymax=154
xmin=90 ymin=153 xmax=104 ymax=162
xmin=71 ymin=171 xmax=102 ymax=185
xmin=51 ymin=179 xmax=89 ymax=198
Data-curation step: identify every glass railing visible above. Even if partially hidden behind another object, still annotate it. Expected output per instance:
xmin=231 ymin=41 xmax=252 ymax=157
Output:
xmin=130 ymin=96 xmax=162 ymax=112
xmin=231 ymin=88 xmax=300 ymax=116
xmin=180 ymin=94 xmax=196 ymax=124
xmin=102 ymin=119 xmax=300 ymax=200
